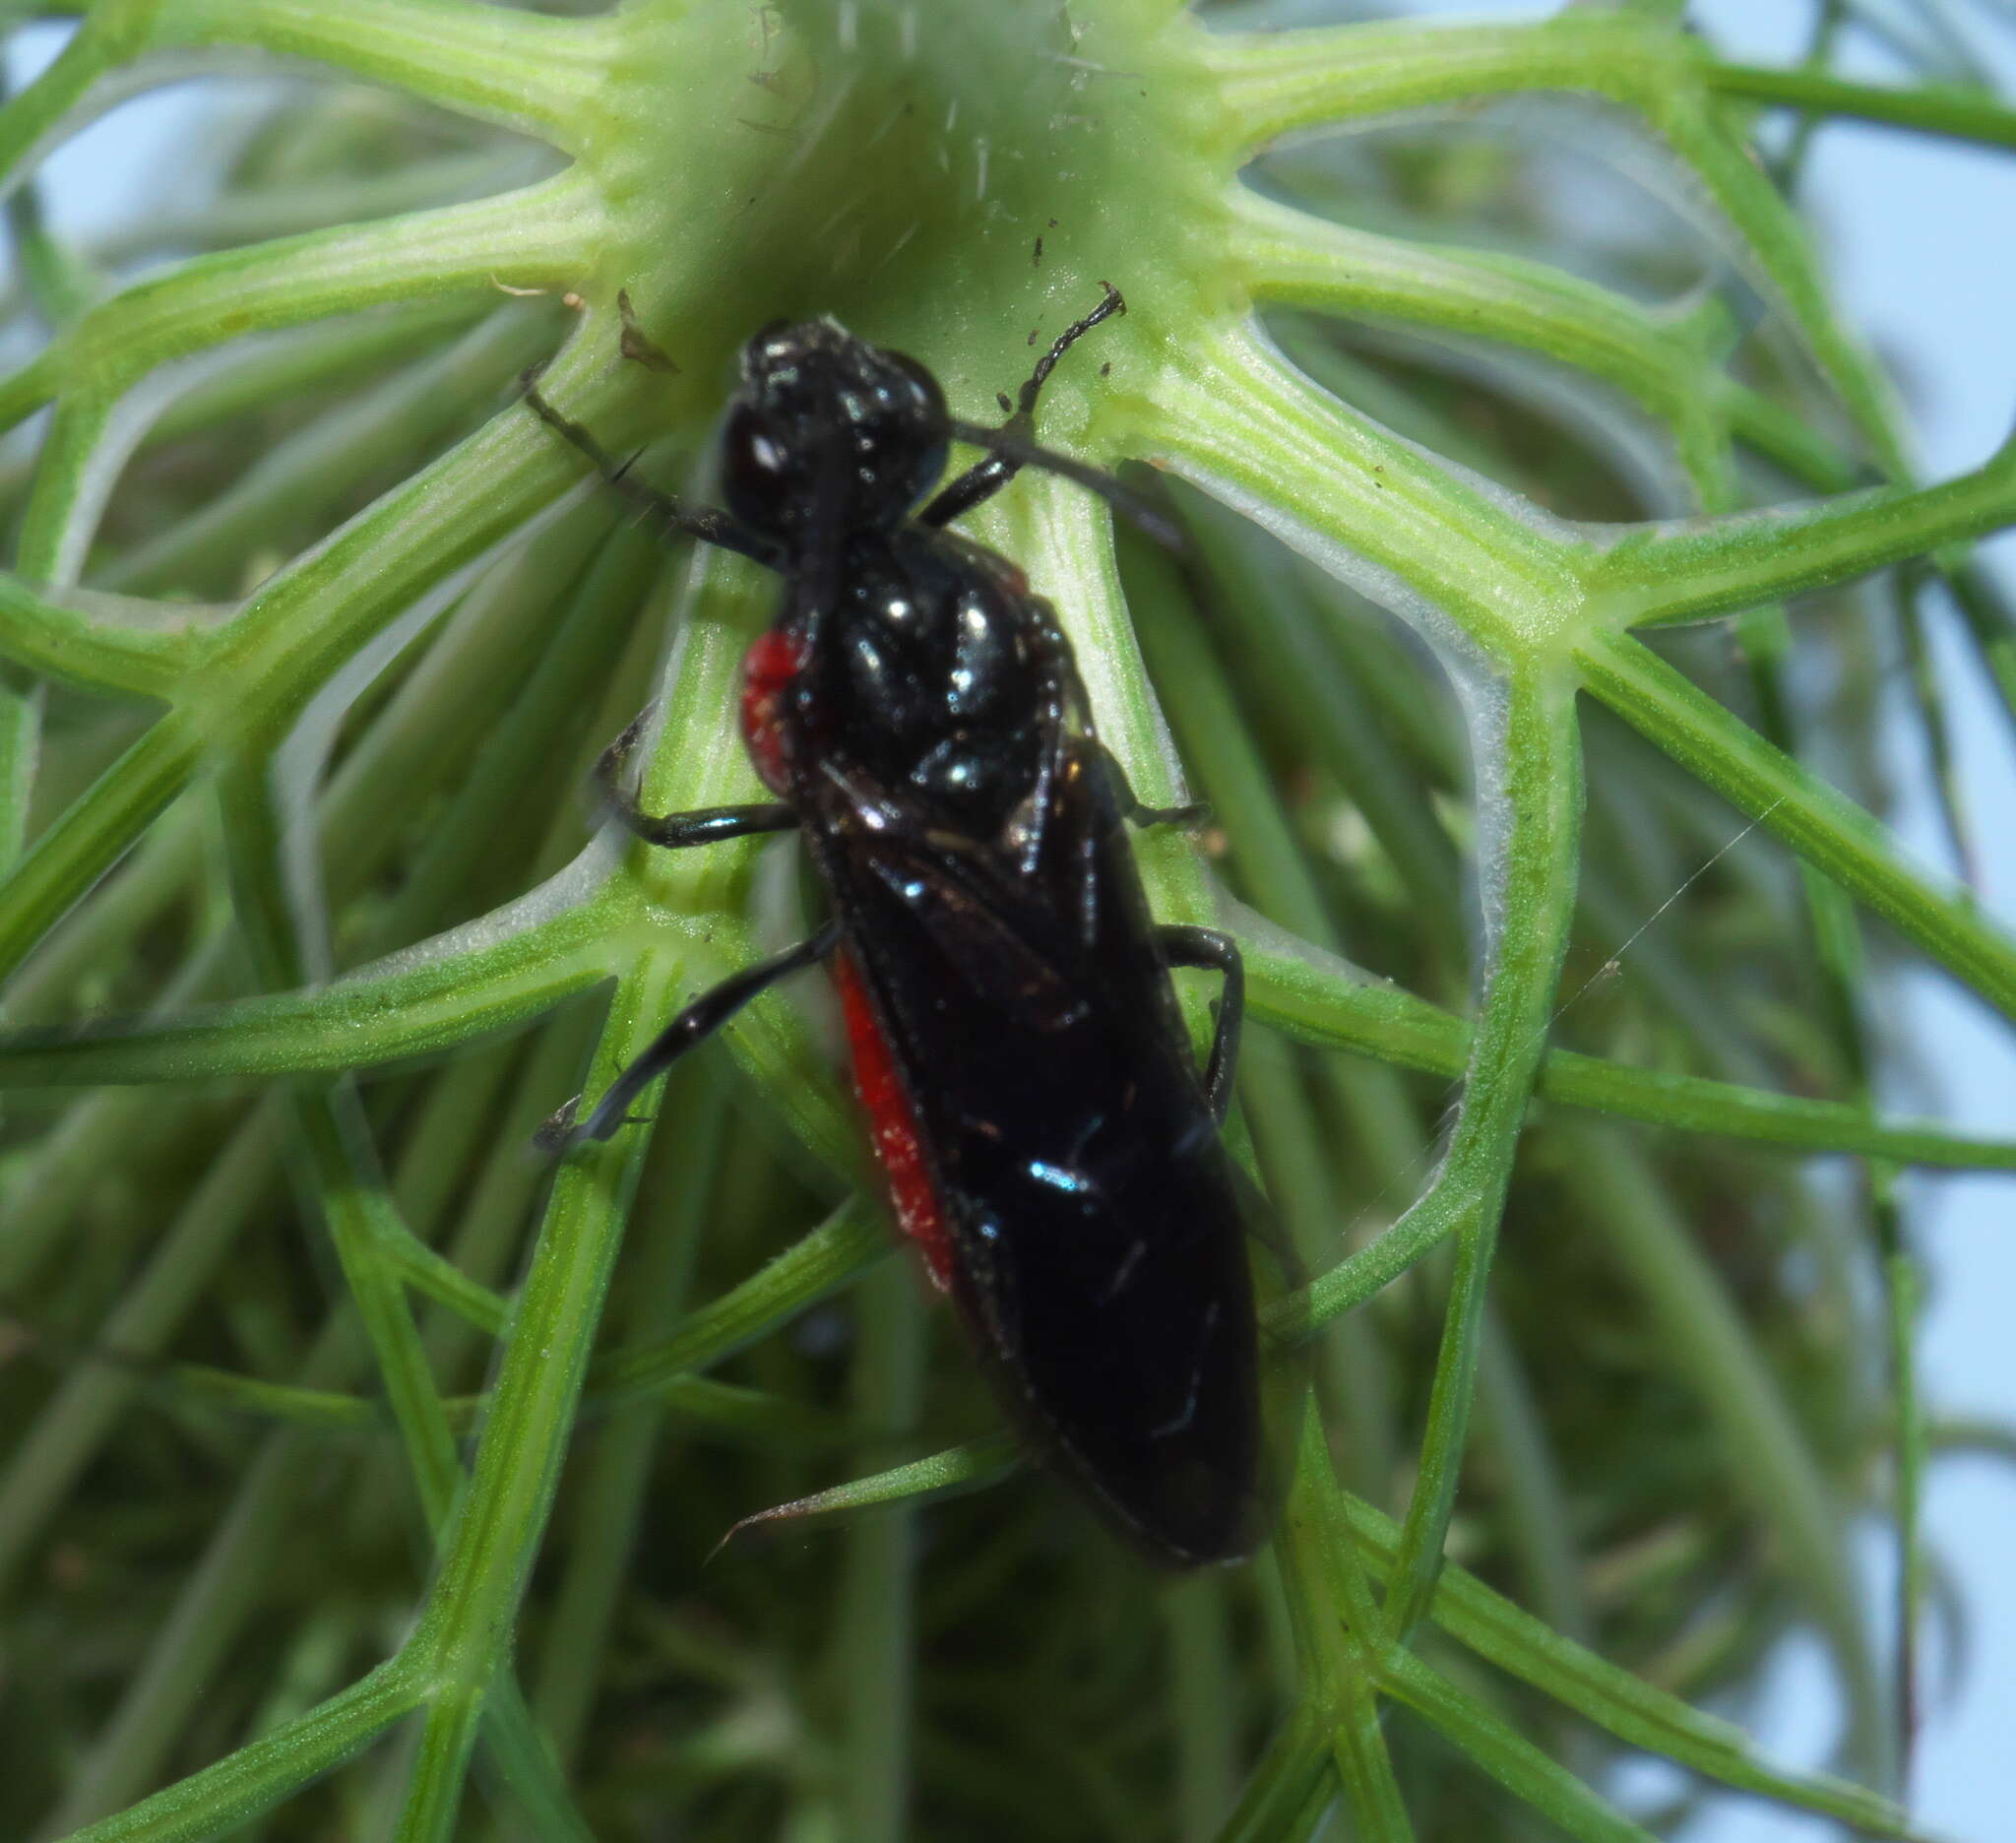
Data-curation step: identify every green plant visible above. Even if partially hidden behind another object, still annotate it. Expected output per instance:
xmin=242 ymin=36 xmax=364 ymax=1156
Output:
xmin=2 ymin=0 xmax=2013 ymax=1836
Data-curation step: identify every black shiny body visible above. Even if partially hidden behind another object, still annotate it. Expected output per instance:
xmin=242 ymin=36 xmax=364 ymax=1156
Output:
xmin=809 ymin=742 xmax=1262 ymax=1562
xmin=528 ymin=297 xmax=1263 ymax=1563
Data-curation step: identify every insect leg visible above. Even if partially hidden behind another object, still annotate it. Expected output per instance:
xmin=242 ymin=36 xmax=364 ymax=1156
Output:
xmin=521 ymin=370 xmax=779 ymax=565
xmin=919 ymin=283 xmax=1125 ymax=527
xmin=536 ymin=922 xmax=842 ymax=1154
xmin=1157 ymin=925 xmax=1244 ymax=1126
xmin=593 ymin=714 xmax=795 ymax=848
xmin=1098 ymin=742 xmax=1210 ymax=831
xmin=612 ymin=803 xmax=796 ymax=849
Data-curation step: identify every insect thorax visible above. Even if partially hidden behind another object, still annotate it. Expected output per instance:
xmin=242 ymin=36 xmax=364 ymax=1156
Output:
xmin=790 ymin=528 xmax=1055 ymax=832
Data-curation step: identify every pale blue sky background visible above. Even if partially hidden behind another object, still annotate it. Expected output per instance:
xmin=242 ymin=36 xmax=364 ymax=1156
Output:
xmin=10 ymin=5 xmax=2011 ymax=1838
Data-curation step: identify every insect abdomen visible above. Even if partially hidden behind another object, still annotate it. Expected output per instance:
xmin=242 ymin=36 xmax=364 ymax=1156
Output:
xmin=833 ymin=949 xmax=958 ymax=1294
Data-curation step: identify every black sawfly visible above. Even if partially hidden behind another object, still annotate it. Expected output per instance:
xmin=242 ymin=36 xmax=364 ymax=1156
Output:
xmin=527 ymin=286 xmax=1289 ymax=1565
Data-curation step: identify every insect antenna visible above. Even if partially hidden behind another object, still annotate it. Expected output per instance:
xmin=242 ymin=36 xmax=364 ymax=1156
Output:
xmin=941 ymin=415 xmax=1182 ymax=550
xmin=519 ymin=366 xmax=779 ymax=566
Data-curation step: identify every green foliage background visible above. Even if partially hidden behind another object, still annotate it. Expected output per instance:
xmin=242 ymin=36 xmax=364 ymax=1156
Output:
xmin=0 ymin=0 xmax=2013 ymax=1837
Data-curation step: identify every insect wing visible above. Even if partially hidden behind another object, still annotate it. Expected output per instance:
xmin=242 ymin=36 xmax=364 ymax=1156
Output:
xmin=809 ymin=770 xmax=1266 ymax=1564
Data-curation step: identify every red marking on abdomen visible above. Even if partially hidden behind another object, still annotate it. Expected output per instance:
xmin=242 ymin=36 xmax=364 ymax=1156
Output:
xmin=739 ymin=626 xmax=806 ymax=795
xmin=833 ymin=951 xmax=955 ymax=1293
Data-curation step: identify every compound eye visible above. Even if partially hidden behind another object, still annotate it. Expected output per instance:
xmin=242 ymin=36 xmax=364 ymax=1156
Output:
xmin=724 ymin=404 xmax=781 ymax=471
xmin=721 ymin=403 xmax=796 ymax=529
xmin=884 ymin=350 xmax=946 ymax=425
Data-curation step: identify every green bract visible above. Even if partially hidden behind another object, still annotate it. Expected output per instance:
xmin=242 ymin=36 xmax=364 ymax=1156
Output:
xmin=1 ymin=0 xmax=2012 ymax=1837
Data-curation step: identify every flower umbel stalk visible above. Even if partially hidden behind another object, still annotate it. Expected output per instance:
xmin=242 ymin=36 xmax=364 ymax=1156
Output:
xmin=1 ymin=1 xmax=2010 ymax=1837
